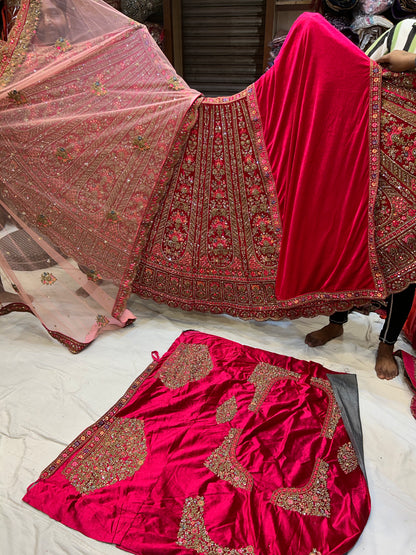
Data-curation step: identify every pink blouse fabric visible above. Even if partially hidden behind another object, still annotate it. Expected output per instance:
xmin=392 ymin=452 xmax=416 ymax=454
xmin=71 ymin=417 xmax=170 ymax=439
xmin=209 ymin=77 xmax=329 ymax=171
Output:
xmin=23 ymin=330 xmax=371 ymax=554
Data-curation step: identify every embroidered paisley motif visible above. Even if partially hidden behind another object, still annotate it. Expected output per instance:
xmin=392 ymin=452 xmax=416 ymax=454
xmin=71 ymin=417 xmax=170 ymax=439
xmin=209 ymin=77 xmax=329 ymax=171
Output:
xmin=216 ymin=396 xmax=238 ymax=423
xmin=337 ymin=442 xmax=359 ymax=474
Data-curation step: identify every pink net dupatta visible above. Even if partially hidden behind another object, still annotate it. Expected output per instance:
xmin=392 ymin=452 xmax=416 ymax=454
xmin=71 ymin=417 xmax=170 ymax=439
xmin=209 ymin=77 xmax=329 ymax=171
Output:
xmin=0 ymin=0 xmax=201 ymax=351
xmin=255 ymin=14 xmax=386 ymax=309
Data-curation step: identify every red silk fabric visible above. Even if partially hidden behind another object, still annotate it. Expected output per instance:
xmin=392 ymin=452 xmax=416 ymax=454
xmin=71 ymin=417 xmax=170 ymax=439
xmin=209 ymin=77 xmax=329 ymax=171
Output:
xmin=24 ymin=331 xmax=371 ymax=554
xmin=255 ymin=14 xmax=384 ymax=303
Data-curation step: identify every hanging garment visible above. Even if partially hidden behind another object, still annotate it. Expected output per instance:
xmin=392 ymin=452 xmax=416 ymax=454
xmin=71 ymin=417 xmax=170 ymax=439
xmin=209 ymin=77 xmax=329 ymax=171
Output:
xmin=0 ymin=0 xmax=201 ymax=350
xmin=1 ymin=2 xmax=415 ymax=351
xmin=23 ymin=330 xmax=371 ymax=555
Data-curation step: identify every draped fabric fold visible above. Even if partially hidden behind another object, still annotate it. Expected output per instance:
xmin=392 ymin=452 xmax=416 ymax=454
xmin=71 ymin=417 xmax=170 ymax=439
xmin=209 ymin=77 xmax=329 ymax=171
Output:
xmin=0 ymin=0 xmax=201 ymax=351
xmin=1 ymin=2 xmax=415 ymax=351
xmin=255 ymin=14 xmax=384 ymax=304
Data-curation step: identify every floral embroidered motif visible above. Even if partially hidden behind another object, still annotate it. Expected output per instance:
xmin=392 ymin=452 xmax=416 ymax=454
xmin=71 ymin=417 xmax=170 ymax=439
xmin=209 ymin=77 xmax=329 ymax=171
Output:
xmin=36 ymin=214 xmax=51 ymax=227
xmin=177 ymin=496 xmax=255 ymax=554
xmin=8 ymin=89 xmax=27 ymax=104
xmin=248 ymin=362 xmax=301 ymax=412
xmin=40 ymin=272 xmax=57 ymax=285
xmin=62 ymin=417 xmax=147 ymax=495
xmin=205 ymin=428 xmax=253 ymax=490
xmin=132 ymin=135 xmax=150 ymax=150
xmin=55 ymin=37 xmax=72 ymax=52
xmin=216 ymin=396 xmax=238 ymax=423
xmin=55 ymin=147 xmax=72 ymax=162
xmin=337 ymin=442 xmax=358 ymax=474
xmin=311 ymin=377 xmax=341 ymax=439
xmin=106 ymin=210 xmax=121 ymax=222
xmin=96 ymin=315 xmax=109 ymax=328
xmin=271 ymin=459 xmax=331 ymax=518
xmin=85 ymin=269 xmax=102 ymax=282
xmin=91 ymin=78 xmax=107 ymax=96
xmin=168 ymin=75 xmax=183 ymax=90
xmin=158 ymin=343 xmax=213 ymax=389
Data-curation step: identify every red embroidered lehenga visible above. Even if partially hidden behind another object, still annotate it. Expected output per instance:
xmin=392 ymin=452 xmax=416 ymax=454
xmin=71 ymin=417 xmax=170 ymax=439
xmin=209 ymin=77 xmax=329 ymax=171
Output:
xmin=0 ymin=0 xmax=415 ymax=351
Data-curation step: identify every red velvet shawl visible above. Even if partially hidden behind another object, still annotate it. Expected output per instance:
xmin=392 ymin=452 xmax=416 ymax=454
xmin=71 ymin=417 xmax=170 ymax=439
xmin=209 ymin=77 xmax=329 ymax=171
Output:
xmin=255 ymin=13 xmax=385 ymax=305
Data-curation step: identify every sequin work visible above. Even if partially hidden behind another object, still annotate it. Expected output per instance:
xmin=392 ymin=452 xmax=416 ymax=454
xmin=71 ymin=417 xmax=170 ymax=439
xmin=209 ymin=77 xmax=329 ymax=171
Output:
xmin=177 ymin=496 xmax=255 ymax=554
xmin=62 ymin=417 xmax=147 ymax=495
xmin=271 ymin=459 xmax=331 ymax=518
xmin=248 ymin=362 xmax=301 ymax=412
xmin=158 ymin=343 xmax=213 ymax=389
xmin=311 ymin=377 xmax=341 ymax=439
xmin=205 ymin=428 xmax=253 ymax=491
xmin=337 ymin=442 xmax=359 ymax=474
xmin=216 ymin=396 xmax=238 ymax=423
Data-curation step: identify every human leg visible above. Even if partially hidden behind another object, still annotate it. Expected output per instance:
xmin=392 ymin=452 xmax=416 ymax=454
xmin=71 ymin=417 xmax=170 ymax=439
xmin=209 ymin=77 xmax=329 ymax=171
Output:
xmin=376 ymin=284 xmax=416 ymax=380
xmin=305 ymin=311 xmax=348 ymax=347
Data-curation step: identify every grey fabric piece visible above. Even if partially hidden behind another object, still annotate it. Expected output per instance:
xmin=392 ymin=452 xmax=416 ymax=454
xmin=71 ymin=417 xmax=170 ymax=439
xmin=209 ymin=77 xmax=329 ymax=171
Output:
xmin=328 ymin=373 xmax=367 ymax=483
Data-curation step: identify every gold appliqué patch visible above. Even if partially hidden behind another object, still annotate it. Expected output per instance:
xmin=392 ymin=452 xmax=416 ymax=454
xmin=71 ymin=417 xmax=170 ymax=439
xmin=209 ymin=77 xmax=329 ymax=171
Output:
xmin=62 ymin=417 xmax=147 ymax=494
xmin=158 ymin=343 xmax=213 ymax=389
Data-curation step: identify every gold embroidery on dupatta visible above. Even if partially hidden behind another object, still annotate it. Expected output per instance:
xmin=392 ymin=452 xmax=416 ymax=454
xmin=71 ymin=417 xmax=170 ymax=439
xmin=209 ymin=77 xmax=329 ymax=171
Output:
xmin=62 ymin=417 xmax=147 ymax=494
xmin=177 ymin=496 xmax=255 ymax=554
xmin=337 ymin=442 xmax=358 ymax=474
xmin=216 ymin=396 xmax=238 ymax=424
xmin=311 ymin=377 xmax=341 ymax=439
xmin=271 ymin=459 xmax=331 ymax=518
xmin=158 ymin=343 xmax=213 ymax=389
xmin=205 ymin=428 xmax=253 ymax=491
xmin=248 ymin=362 xmax=300 ymax=412
xmin=0 ymin=1 xmax=41 ymax=87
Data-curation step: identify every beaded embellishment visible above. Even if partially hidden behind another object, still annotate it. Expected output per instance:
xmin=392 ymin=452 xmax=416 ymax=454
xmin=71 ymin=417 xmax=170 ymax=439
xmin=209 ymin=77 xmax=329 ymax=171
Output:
xmin=158 ymin=343 xmax=213 ymax=389
xmin=311 ymin=377 xmax=341 ymax=439
xmin=337 ymin=442 xmax=358 ymax=474
xmin=7 ymin=90 xmax=27 ymax=104
xmin=96 ymin=315 xmax=110 ymax=328
xmin=216 ymin=396 xmax=238 ymax=424
xmin=177 ymin=496 xmax=255 ymax=554
xmin=62 ymin=417 xmax=147 ymax=495
xmin=248 ymin=362 xmax=300 ymax=412
xmin=205 ymin=428 xmax=253 ymax=491
xmin=271 ymin=459 xmax=331 ymax=518
xmin=40 ymin=272 xmax=57 ymax=285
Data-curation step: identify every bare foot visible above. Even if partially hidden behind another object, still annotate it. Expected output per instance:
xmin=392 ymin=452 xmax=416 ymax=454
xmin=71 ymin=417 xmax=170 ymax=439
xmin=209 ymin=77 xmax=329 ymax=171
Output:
xmin=375 ymin=342 xmax=398 ymax=380
xmin=305 ymin=323 xmax=343 ymax=347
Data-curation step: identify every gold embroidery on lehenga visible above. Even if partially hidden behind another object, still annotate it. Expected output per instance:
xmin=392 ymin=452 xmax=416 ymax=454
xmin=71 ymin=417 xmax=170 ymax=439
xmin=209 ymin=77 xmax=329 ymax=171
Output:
xmin=337 ymin=442 xmax=358 ymax=474
xmin=310 ymin=377 xmax=341 ymax=439
xmin=271 ymin=459 xmax=331 ymax=518
xmin=205 ymin=428 xmax=253 ymax=491
xmin=7 ymin=89 xmax=27 ymax=104
xmin=248 ymin=362 xmax=300 ymax=412
xmin=158 ymin=343 xmax=213 ymax=389
xmin=216 ymin=396 xmax=238 ymax=424
xmin=62 ymin=417 xmax=147 ymax=495
xmin=177 ymin=496 xmax=255 ymax=554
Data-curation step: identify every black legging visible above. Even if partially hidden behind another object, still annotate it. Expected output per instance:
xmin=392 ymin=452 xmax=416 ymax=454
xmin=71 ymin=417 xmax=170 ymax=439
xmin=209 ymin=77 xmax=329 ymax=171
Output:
xmin=329 ymin=284 xmax=416 ymax=345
